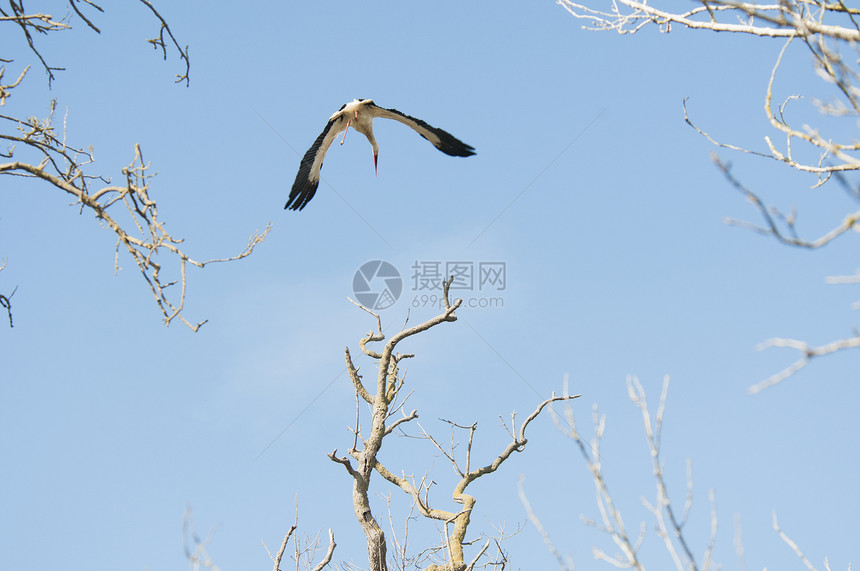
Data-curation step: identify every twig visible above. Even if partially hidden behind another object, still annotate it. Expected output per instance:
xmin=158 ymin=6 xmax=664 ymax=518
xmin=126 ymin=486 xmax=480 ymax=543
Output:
xmin=750 ymin=334 xmax=860 ymax=393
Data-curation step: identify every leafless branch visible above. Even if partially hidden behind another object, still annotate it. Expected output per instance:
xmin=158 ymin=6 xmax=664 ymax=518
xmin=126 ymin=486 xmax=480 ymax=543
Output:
xmin=385 ymin=409 xmax=419 ymax=436
xmin=518 ymin=475 xmax=572 ymax=571
xmin=0 ymin=64 xmax=28 ymax=106
xmin=546 ymin=376 xmax=643 ymax=569
xmin=558 ymin=1 xmax=860 ymax=40
xmin=2 ymin=1 xmax=189 ymax=86
xmin=346 ymin=346 xmax=374 ymax=404
xmin=559 ymin=0 xmax=860 ymax=386
xmin=3 ymin=146 xmax=270 ymax=329
xmin=348 ymin=298 xmax=385 ymax=359
xmin=716 ymin=157 xmax=860 ymax=248
xmin=773 ymin=512 xmax=818 ymax=571
xmin=630 ymin=376 xmax=701 ymax=570
xmin=68 ymin=0 xmax=103 ymax=33
xmin=311 ymin=529 xmax=336 ymax=571
xmin=267 ymin=524 xmax=296 ymax=571
xmin=540 ymin=375 xmax=722 ymax=570
xmin=333 ymin=278 xmax=463 ymax=571
xmin=136 ymin=0 xmax=190 ymax=85
xmin=0 ymin=100 xmax=270 ymax=330
xmin=263 ymin=503 xmax=336 ymax=571
xmin=734 ymin=514 xmax=748 ymax=571
xmin=385 ymin=493 xmax=417 ymax=571
xmin=0 ymin=259 xmax=14 ymax=327
xmin=379 ymin=393 xmax=578 ymax=570
xmin=334 ymin=281 xmax=576 ymax=570
xmin=1 ymin=3 xmax=265 ymax=330
xmin=750 ymin=334 xmax=860 ymax=393
xmin=0 ymin=4 xmax=68 ymax=84
xmin=539 ymin=374 xmax=847 ymax=569
xmin=182 ymin=506 xmax=222 ymax=571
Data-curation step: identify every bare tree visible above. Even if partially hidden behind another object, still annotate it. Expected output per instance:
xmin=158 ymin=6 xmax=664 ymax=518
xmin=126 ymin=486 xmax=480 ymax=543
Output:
xmin=261 ymin=500 xmax=337 ymax=571
xmin=1 ymin=1 xmax=269 ymax=330
xmin=558 ymin=0 xmax=860 ymax=390
xmin=178 ymin=282 xmax=570 ymax=570
xmin=181 ymin=502 xmax=336 ymax=571
xmin=329 ymin=277 xmax=578 ymax=571
xmin=522 ymin=375 xmax=842 ymax=569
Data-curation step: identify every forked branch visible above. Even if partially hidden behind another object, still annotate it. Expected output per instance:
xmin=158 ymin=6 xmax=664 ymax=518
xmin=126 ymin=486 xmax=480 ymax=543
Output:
xmin=262 ymin=503 xmax=336 ymax=571
xmin=0 ymin=260 xmax=14 ymax=327
xmin=532 ymin=375 xmax=830 ymax=569
xmin=560 ymin=0 xmax=860 ymax=388
xmin=332 ymin=277 xmax=462 ymax=571
xmin=335 ymin=281 xmax=575 ymax=570
xmin=1 ymin=0 xmax=189 ymax=86
xmin=1 ymin=104 xmax=270 ymax=330
xmin=532 ymin=375 xmax=717 ymax=570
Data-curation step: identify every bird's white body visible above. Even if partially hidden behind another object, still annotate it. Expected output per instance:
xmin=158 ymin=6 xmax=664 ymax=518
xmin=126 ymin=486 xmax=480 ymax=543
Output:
xmin=286 ymin=99 xmax=475 ymax=211
xmin=330 ymin=99 xmax=380 ymax=166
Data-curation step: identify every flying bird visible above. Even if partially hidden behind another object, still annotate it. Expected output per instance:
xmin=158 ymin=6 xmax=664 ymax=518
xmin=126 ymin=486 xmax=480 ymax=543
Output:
xmin=285 ymin=99 xmax=476 ymax=211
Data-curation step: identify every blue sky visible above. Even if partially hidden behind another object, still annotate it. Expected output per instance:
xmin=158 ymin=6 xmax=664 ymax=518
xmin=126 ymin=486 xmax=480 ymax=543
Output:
xmin=2 ymin=2 xmax=858 ymax=570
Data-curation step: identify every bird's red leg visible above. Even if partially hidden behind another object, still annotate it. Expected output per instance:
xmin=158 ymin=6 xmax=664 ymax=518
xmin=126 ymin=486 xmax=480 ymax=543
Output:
xmin=340 ymin=111 xmax=359 ymax=145
xmin=340 ymin=120 xmax=351 ymax=145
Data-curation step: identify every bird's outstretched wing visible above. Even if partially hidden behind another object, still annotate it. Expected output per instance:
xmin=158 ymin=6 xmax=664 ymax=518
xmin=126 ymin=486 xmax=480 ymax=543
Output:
xmin=285 ymin=115 xmax=344 ymax=211
xmin=368 ymin=103 xmax=476 ymax=157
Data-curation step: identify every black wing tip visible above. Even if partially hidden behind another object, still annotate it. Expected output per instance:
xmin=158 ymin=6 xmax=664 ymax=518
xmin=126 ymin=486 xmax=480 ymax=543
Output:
xmin=382 ymin=105 xmax=475 ymax=157
xmin=452 ymin=143 xmax=476 ymax=157
xmin=284 ymin=198 xmax=305 ymax=211
xmin=285 ymin=179 xmax=320 ymax=211
xmin=287 ymin=120 xmax=335 ymax=212
xmin=436 ymin=138 xmax=476 ymax=158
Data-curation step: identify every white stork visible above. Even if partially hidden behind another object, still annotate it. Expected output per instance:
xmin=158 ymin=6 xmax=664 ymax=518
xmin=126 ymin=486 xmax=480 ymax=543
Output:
xmin=285 ymin=99 xmax=476 ymax=211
